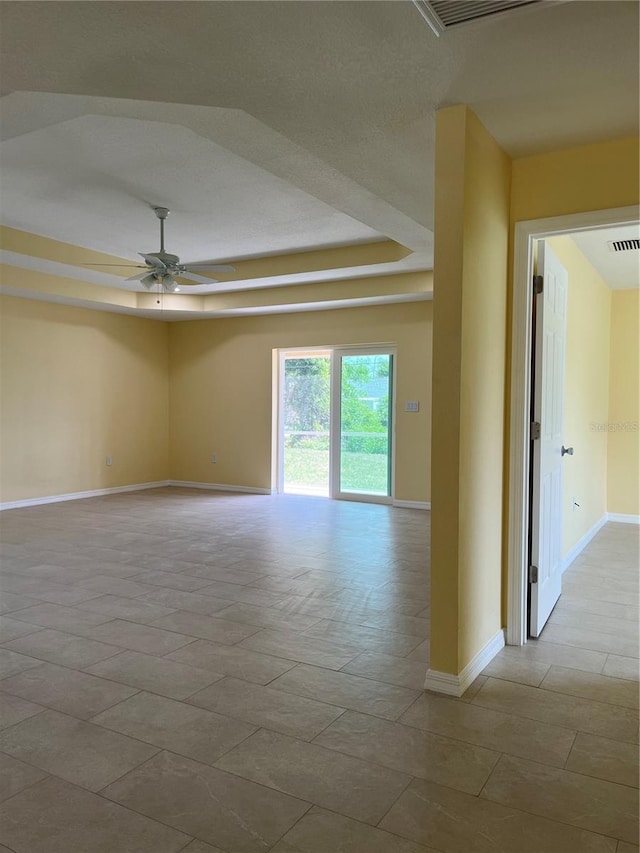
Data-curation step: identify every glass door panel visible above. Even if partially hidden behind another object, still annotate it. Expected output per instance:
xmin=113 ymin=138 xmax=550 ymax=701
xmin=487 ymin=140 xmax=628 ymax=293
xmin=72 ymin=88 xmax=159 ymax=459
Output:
xmin=337 ymin=353 xmax=392 ymax=497
xmin=282 ymin=353 xmax=331 ymax=496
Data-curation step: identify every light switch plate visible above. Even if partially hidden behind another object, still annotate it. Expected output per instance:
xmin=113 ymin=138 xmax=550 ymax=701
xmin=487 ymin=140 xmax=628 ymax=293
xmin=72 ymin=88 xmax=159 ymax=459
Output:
xmin=404 ymin=401 xmax=420 ymax=413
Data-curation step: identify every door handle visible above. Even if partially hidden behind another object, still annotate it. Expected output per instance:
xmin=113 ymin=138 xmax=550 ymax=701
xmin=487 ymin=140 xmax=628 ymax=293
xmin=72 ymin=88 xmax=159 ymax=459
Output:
xmin=561 ymin=446 xmax=574 ymax=456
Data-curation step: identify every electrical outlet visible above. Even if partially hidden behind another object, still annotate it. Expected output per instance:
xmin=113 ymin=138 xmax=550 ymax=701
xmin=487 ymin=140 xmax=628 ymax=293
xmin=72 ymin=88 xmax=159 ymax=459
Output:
xmin=210 ymin=454 xmax=217 ymax=464
xmin=106 ymin=456 xmax=112 ymax=467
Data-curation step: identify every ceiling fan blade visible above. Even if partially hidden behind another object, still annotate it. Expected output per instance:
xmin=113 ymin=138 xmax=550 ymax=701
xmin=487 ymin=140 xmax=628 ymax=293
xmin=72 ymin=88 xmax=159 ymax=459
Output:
xmin=84 ymin=263 xmax=145 ymax=268
xmin=139 ymin=253 xmax=166 ymax=268
xmin=126 ymin=271 xmax=156 ymax=282
xmin=183 ymin=263 xmax=235 ymax=272
xmin=179 ymin=271 xmax=220 ymax=285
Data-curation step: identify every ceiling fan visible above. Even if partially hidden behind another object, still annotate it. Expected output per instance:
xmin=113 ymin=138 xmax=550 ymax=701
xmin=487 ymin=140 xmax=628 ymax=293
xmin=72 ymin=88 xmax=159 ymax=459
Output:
xmin=88 ymin=207 xmax=235 ymax=292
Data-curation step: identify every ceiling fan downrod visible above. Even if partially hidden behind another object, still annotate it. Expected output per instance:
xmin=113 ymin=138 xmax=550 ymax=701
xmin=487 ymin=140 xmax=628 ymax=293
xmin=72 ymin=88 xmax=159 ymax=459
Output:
xmin=154 ymin=207 xmax=170 ymax=253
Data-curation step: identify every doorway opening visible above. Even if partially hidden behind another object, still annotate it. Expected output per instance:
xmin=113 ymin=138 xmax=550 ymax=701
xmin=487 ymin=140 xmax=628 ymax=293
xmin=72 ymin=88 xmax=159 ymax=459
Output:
xmin=275 ymin=346 xmax=395 ymax=503
xmin=507 ymin=205 xmax=639 ymax=646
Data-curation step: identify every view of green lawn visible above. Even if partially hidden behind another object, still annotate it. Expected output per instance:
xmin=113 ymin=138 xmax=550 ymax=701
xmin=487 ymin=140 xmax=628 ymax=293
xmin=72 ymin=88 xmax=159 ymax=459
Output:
xmin=284 ymin=446 xmax=388 ymax=494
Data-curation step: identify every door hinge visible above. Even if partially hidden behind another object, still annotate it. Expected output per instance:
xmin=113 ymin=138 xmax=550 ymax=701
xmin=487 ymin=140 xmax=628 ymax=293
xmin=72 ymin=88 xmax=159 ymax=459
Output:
xmin=529 ymin=565 xmax=538 ymax=584
xmin=531 ymin=421 xmax=541 ymax=441
xmin=533 ymin=275 xmax=543 ymax=295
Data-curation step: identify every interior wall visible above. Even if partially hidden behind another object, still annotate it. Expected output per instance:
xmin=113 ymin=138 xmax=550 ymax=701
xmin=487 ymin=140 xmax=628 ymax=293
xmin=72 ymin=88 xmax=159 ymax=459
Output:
xmin=168 ymin=302 xmax=432 ymax=503
xmin=0 ymin=296 xmax=170 ymax=503
xmin=608 ymin=288 xmax=640 ymax=516
xmin=430 ymin=106 xmax=511 ymax=676
xmin=544 ymin=236 xmax=611 ymax=556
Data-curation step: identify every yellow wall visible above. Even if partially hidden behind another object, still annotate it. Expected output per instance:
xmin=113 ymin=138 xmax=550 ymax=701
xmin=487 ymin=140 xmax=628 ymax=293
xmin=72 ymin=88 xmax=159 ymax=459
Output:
xmin=0 ymin=296 xmax=169 ymax=502
xmin=430 ymin=106 xmax=511 ymax=674
xmin=545 ymin=237 xmax=611 ymax=555
xmin=608 ymin=289 xmax=640 ymax=516
xmin=168 ymin=302 xmax=432 ymax=502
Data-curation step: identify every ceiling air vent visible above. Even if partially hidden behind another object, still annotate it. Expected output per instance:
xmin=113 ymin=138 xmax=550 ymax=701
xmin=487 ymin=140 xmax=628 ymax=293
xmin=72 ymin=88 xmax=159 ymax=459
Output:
xmin=412 ymin=1 xmax=541 ymax=36
xmin=608 ymin=239 xmax=640 ymax=253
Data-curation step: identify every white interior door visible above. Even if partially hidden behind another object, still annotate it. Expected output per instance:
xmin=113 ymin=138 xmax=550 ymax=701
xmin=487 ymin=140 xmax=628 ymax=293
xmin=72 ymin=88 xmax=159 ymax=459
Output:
xmin=530 ymin=241 xmax=568 ymax=637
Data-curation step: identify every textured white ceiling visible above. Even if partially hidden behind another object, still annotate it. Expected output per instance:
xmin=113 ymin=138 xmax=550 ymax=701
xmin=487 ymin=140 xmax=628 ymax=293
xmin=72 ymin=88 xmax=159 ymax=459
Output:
xmin=0 ymin=112 xmax=384 ymax=262
xmin=0 ymin=0 xmax=638 ymax=309
xmin=571 ymin=225 xmax=640 ymax=290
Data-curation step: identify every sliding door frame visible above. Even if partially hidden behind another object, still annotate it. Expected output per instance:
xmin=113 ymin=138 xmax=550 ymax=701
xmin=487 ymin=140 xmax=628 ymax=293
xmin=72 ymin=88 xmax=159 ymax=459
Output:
xmin=330 ymin=346 xmax=397 ymax=505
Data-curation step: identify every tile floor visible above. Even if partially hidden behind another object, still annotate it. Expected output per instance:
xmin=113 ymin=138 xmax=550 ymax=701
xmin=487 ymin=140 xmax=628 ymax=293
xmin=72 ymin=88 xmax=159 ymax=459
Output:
xmin=0 ymin=488 xmax=637 ymax=852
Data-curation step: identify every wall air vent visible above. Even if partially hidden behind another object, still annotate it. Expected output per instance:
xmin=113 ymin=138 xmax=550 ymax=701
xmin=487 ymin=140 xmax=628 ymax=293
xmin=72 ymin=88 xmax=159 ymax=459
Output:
xmin=412 ymin=0 xmax=541 ymax=36
xmin=608 ymin=239 xmax=640 ymax=253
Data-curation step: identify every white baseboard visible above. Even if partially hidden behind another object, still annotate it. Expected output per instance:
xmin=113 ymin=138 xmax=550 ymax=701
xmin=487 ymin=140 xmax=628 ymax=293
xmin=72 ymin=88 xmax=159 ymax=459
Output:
xmin=0 ymin=480 xmax=171 ymax=512
xmin=607 ymin=512 xmax=640 ymax=524
xmin=393 ymin=500 xmax=431 ymax=510
xmin=560 ymin=514 xmax=608 ymax=574
xmin=424 ymin=628 xmax=505 ymax=698
xmin=168 ymin=480 xmax=271 ymax=495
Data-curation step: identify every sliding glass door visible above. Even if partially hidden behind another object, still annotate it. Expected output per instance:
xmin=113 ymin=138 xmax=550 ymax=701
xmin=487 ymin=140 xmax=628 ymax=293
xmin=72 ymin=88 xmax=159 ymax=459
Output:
xmin=278 ymin=347 xmax=394 ymax=503
xmin=332 ymin=350 xmax=393 ymax=501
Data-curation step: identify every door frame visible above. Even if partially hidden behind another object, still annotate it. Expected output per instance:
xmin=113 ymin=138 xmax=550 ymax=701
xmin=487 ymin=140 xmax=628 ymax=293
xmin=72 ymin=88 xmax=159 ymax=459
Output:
xmin=330 ymin=346 xmax=397 ymax=505
xmin=506 ymin=205 xmax=639 ymax=646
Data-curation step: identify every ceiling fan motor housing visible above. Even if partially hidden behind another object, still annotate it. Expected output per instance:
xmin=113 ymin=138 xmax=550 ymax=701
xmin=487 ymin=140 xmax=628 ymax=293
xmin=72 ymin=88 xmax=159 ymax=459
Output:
xmin=148 ymin=252 xmax=180 ymax=267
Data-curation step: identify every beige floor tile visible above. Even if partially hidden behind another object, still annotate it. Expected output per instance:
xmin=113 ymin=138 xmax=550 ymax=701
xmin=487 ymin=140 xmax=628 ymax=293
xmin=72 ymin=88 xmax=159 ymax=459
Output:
xmin=566 ymin=731 xmax=639 ymax=788
xmin=0 ymin=691 xmax=44 ymax=729
xmin=269 ymin=663 xmax=420 ymax=720
xmin=270 ymin=806 xmax=437 ymax=853
xmin=86 ymin=649 xmax=223 ymax=700
xmin=541 ymin=622 xmax=640 ymax=657
xmin=216 ymin=727 xmax=410 ymax=825
xmin=540 ymin=665 xmax=639 ymax=710
xmin=604 ymin=654 xmax=640 ymax=682
xmin=188 ymin=676 xmax=345 ymax=740
xmin=0 ymin=662 xmax=138 ymax=719
xmin=481 ymin=653 xmax=551 ymax=686
xmin=314 ymin=709 xmax=499 ymax=794
xmin=550 ymin=607 xmax=640 ymax=638
xmin=399 ymin=691 xmax=577 ymax=767
xmin=380 ymin=778 xmax=617 ymax=853
xmin=198 ymin=580 xmax=287 ymax=608
xmin=92 ymin=690 xmax=255 ymax=763
xmin=0 ymin=648 xmax=43 ymax=680
xmin=213 ymin=602 xmax=323 ymax=632
xmin=180 ymin=841 xmax=227 ymax=853
xmin=125 ymin=569 xmax=215 ymax=591
xmin=0 ymin=752 xmax=48 ymax=802
xmin=77 ymin=594 xmax=178 ymax=623
xmin=472 ymin=677 xmax=638 ymax=742
xmin=550 ymin=596 xmax=639 ymax=622
xmin=168 ymin=639 xmax=298 ymax=684
xmin=0 ymin=776 xmax=189 ymax=852
xmin=495 ymin=640 xmax=608 ymax=674
xmin=0 ymin=615 xmax=44 ymax=643
xmin=7 ymin=601 xmax=112 ymax=632
xmin=76 ymin=575 xmax=156 ymax=598
xmin=0 ymin=576 xmax=104 ymax=606
xmin=302 ymin=618 xmax=423 ymax=656
xmin=140 ymin=587 xmax=236 ymax=615
xmin=103 ymin=749 xmax=310 ymax=853
xmin=238 ymin=628 xmax=360 ymax=669
xmin=0 ymin=708 xmax=158 ymax=791
xmin=3 ymin=628 xmax=120 ymax=669
xmin=0 ymin=592 xmax=40 ymax=614
xmin=78 ymin=618 xmax=196 ymax=655
xmin=617 ymin=842 xmax=640 ymax=853
xmin=341 ymin=651 xmax=428 ymax=689
xmin=481 ymin=753 xmax=639 ymax=843
xmin=357 ymin=610 xmax=430 ymax=638
xmin=405 ymin=638 xmax=430 ymax=661
xmin=151 ymin=609 xmax=262 ymax=644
